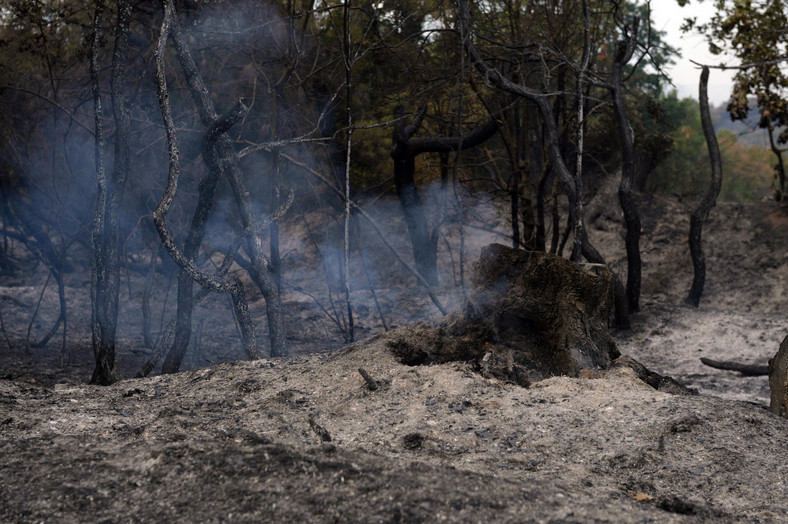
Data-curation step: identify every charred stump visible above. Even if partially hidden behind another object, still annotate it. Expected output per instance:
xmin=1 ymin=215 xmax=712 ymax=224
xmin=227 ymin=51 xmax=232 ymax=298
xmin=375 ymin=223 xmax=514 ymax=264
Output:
xmin=388 ymin=244 xmax=620 ymax=386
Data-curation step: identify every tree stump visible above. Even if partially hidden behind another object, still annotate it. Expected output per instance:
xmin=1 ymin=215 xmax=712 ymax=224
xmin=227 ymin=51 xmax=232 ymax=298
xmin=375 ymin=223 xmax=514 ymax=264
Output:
xmin=388 ymin=244 xmax=620 ymax=386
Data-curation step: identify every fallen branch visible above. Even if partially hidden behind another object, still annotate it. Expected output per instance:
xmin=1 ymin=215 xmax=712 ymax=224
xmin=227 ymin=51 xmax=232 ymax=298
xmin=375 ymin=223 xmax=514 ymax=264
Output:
xmin=700 ymin=358 xmax=768 ymax=377
xmin=358 ymin=367 xmax=379 ymax=391
xmin=308 ymin=414 xmax=332 ymax=442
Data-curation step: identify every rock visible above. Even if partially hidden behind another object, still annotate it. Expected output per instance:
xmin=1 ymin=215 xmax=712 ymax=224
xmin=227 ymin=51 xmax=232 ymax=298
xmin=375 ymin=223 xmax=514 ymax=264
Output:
xmin=388 ymin=244 xmax=620 ymax=385
xmin=769 ymin=335 xmax=788 ymax=417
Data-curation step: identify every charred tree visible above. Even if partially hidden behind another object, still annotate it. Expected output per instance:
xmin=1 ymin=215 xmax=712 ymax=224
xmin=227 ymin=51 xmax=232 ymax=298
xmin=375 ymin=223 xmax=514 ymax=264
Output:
xmin=157 ymin=0 xmax=288 ymax=365
xmin=611 ymin=17 xmax=642 ymax=314
xmin=89 ymin=0 xmax=130 ymax=385
xmin=342 ymin=0 xmax=355 ymax=343
xmin=528 ymin=102 xmax=547 ymax=252
xmin=160 ymin=104 xmax=246 ymax=374
xmin=153 ymin=2 xmax=261 ymax=369
xmin=767 ymin=126 xmax=786 ymax=201
xmin=391 ymin=105 xmax=498 ymax=286
xmin=570 ymin=0 xmax=592 ymax=263
xmin=686 ymin=66 xmax=723 ymax=307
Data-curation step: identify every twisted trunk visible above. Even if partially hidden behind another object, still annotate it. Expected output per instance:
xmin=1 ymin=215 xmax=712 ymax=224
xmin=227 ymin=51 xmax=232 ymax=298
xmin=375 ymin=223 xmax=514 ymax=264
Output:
xmin=611 ymin=18 xmax=642 ymax=314
xmin=686 ymin=66 xmax=723 ymax=307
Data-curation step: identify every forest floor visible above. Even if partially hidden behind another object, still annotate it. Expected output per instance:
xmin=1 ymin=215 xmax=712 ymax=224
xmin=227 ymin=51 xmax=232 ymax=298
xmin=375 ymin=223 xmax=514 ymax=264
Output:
xmin=1 ymin=185 xmax=788 ymax=522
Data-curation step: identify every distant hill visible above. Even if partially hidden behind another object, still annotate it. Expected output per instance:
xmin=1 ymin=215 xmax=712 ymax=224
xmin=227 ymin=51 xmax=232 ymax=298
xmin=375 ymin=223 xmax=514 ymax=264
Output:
xmin=710 ymin=101 xmax=771 ymax=148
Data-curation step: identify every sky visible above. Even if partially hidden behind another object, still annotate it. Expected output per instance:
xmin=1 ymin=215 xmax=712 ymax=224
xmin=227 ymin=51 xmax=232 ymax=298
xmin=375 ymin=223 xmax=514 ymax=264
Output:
xmin=649 ymin=0 xmax=735 ymax=105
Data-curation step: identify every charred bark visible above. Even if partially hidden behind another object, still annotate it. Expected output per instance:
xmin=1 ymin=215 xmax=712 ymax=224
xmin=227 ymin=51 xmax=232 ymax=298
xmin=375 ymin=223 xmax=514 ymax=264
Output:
xmin=611 ymin=18 xmax=642 ymax=314
xmin=160 ymin=102 xmax=253 ymax=374
xmin=686 ymin=66 xmax=723 ymax=307
xmin=767 ymin=127 xmax=786 ymax=201
xmin=700 ymin=358 xmax=768 ymax=376
xmin=89 ymin=0 xmax=130 ymax=385
xmin=153 ymin=3 xmax=260 ymax=369
xmin=391 ymin=105 xmax=498 ymax=286
xmin=529 ymin=103 xmax=547 ymax=252
xmin=570 ymin=0 xmax=592 ymax=263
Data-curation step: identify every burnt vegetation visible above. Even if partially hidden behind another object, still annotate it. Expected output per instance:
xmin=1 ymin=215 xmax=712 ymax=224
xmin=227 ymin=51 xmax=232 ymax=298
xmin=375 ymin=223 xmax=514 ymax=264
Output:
xmin=4 ymin=1 xmax=788 ymax=521
xmin=0 ymin=0 xmax=785 ymax=384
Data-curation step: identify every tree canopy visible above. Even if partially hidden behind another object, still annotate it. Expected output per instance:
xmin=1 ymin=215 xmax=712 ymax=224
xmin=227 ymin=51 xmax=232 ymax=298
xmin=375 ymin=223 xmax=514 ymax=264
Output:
xmin=687 ymin=0 xmax=788 ymax=198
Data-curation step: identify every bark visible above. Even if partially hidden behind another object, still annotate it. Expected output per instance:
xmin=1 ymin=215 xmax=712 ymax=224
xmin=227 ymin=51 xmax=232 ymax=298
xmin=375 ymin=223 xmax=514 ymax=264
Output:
xmin=343 ymin=0 xmax=355 ymax=343
xmin=89 ymin=0 xmax=128 ymax=386
xmin=528 ymin=103 xmax=546 ymax=252
xmin=163 ymin=0 xmax=287 ymax=358
xmin=511 ymin=173 xmax=520 ymax=248
xmin=161 ymin=101 xmax=255 ymax=373
xmin=686 ymin=66 xmax=723 ymax=307
xmin=570 ymin=0 xmax=592 ymax=263
xmin=611 ymin=18 xmax=642 ymax=314
xmin=767 ymin=127 xmax=786 ymax=200
xmin=391 ymin=106 xmax=498 ymax=286
xmin=700 ymin=358 xmax=768 ymax=377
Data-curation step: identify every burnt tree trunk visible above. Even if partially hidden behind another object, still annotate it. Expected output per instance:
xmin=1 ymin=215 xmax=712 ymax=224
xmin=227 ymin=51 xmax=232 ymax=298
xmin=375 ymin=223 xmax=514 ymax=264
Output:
xmin=767 ymin=126 xmax=786 ymax=201
xmin=528 ymin=102 xmax=547 ymax=252
xmin=391 ymin=105 xmax=498 ymax=286
xmin=611 ymin=17 xmax=642 ymax=314
xmin=89 ymin=0 xmax=130 ymax=385
xmin=161 ymin=116 xmax=234 ymax=374
xmin=686 ymin=66 xmax=722 ymax=307
xmin=570 ymin=0 xmax=592 ymax=263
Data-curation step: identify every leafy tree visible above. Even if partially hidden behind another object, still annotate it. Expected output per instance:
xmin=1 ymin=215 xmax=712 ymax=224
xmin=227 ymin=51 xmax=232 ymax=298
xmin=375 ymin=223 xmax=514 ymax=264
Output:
xmin=650 ymin=91 xmax=773 ymax=201
xmin=692 ymin=0 xmax=788 ymax=198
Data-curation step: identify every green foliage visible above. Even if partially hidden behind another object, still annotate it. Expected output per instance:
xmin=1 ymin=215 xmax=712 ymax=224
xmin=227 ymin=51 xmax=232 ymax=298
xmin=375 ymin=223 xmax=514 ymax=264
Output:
xmin=700 ymin=0 xmax=788 ymax=133
xmin=649 ymin=92 xmax=775 ymax=201
xmin=691 ymin=0 xmax=788 ymax=195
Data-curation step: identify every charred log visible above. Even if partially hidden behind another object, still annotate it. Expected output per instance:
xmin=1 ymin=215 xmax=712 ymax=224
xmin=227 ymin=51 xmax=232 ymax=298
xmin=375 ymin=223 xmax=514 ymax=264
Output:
xmin=700 ymin=357 xmax=768 ymax=377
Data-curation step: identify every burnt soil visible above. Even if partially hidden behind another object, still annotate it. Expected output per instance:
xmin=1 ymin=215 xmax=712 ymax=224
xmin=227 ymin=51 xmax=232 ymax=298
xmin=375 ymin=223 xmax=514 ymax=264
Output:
xmin=2 ymin=188 xmax=788 ymax=523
